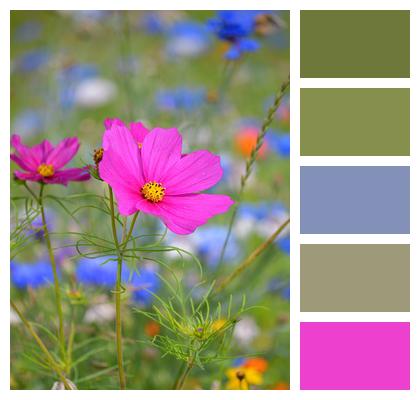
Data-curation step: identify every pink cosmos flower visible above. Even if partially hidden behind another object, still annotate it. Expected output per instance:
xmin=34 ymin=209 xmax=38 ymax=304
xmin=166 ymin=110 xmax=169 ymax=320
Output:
xmin=99 ymin=123 xmax=234 ymax=235
xmin=10 ymin=134 xmax=90 ymax=185
xmin=104 ymin=118 xmax=149 ymax=146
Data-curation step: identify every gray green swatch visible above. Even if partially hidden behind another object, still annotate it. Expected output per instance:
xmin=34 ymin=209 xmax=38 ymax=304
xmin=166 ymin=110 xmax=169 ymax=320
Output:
xmin=301 ymin=244 xmax=410 ymax=312
xmin=300 ymin=10 xmax=410 ymax=78
xmin=300 ymin=88 xmax=410 ymax=156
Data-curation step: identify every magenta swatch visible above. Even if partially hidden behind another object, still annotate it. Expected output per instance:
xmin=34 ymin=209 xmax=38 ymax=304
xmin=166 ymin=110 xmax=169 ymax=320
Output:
xmin=300 ymin=322 xmax=410 ymax=390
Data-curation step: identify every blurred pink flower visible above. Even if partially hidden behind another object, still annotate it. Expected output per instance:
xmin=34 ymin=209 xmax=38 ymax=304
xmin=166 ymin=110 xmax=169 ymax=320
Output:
xmin=104 ymin=118 xmax=149 ymax=146
xmin=10 ymin=134 xmax=90 ymax=185
xmin=99 ymin=123 xmax=234 ymax=234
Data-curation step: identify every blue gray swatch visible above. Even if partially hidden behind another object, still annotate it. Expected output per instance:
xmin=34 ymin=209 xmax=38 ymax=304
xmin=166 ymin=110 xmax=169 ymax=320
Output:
xmin=300 ymin=166 xmax=410 ymax=234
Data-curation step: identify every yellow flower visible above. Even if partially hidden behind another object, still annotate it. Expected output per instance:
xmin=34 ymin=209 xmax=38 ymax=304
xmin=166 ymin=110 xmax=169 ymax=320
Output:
xmin=226 ymin=367 xmax=263 ymax=390
xmin=212 ymin=319 xmax=227 ymax=332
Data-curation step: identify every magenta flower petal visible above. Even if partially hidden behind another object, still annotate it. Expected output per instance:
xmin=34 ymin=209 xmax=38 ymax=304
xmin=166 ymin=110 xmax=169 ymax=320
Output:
xmin=46 ymin=168 xmax=90 ymax=185
xmin=104 ymin=118 xmax=125 ymax=130
xmin=10 ymin=154 xmax=33 ymax=172
xmin=100 ymin=124 xmax=146 ymax=215
xmin=164 ymin=150 xmax=223 ymax=195
xmin=157 ymin=194 xmax=234 ymax=234
xmin=130 ymin=121 xmax=149 ymax=144
xmin=46 ymin=137 xmax=80 ymax=169
xmin=14 ymin=170 xmax=42 ymax=182
xmin=101 ymin=124 xmax=144 ymax=185
xmin=141 ymin=127 xmax=182 ymax=182
xmin=136 ymin=197 xmax=163 ymax=215
xmin=11 ymin=134 xmax=50 ymax=169
xmin=112 ymin=184 xmax=142 ymax=215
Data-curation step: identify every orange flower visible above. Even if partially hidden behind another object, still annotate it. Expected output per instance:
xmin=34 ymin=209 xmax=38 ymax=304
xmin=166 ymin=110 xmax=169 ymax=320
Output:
xmin=145 ymin=321 xmax=160 ymax=337
xmin=273 ymin=382 xmax=289 ymax=390
xmin=244 ymin=357 xmax=268 ymax=373
xmin=234 ymin=127 xmax=268 ymax=158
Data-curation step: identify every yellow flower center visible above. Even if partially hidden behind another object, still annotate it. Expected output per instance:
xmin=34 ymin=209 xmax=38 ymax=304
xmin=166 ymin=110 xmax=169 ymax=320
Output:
xmin=37 ymin=163 xmax=55 ymax=177
xmin=141 ymin=181 xmax=165 ymax=203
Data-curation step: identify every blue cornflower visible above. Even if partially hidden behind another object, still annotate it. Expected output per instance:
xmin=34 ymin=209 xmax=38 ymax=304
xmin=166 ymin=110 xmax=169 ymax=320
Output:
xmin=238 ymin=202 xmax=282 ymax=221
xmin=232 ymin=357 xmax=246 ymax=367
xmin=267 ymin=278 xmax=290 ymax=301
xmin=155 ymin=87 xmax=206 ymax=112
xmin=15 ymin=49 xmax=50 ymax=73
xmin=57 ymin=63 xmax=98 ymax=110
xmin=165 ymin=21 xmax=211 ymax=58
xmin=76 ymin=257 xmax=128 ymax=287
xmin=129 ymin=268 xmax=160 ymax=305
xmin=139 ymin=12 xmax=167 ymax=35
xmin=193 ymin=225 xmax=241 ymax=268
xmin=11 ymin=260 xmax=54 ymax=289
xmin=208 ymin=11 xmax=267 ymax=59
xmin=277 ymin=236 xmax=290 ymax=255
xmin=266 ymin=130 xmax=290 ymax=157
xmin=25 ymin=210 xmax=54 ymax=241
xmin=14 ymin=21 xmax=42 ymax=42
xmin=12 ymin=109 xmax=45 ymax=137
xmin=76 ymin=257 xmax=160 ymax=304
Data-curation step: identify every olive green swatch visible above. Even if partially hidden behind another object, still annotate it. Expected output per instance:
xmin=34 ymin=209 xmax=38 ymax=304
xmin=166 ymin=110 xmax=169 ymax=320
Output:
xmin=301 ymin=244 xmax=410 ymax=312
xmin=300 ymin=88 xmax=410 ymax=156
xmin=300 ymin=10 xmax=410 ymax=78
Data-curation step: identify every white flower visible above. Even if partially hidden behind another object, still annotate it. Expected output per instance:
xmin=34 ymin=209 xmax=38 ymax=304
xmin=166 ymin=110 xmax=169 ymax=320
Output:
xmin=233 ymin=316 xmax=260 ymax=346
xmin=74 ymin=78 xmax=117 ymax=108
xmin=83 ymin=303 xmax=115 ymax=324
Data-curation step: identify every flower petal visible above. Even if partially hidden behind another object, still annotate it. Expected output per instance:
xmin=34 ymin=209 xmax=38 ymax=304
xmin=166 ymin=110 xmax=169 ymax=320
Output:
xmin=11 ymin=134 xmax=52 ymax=169
xmin=45 ymin=137 xmax=80 ymax=169
xmin=45 ymin=168 xmax=90 ymax=185
xmin=164 ymin=150 xmax=223 ymax=195
xmin=112 ymin=184 xmax=141 ymax=215
xmin=10 ymin=154 xmax=34 ymax=172
xmin=104 ymin=117 xmax=125 ymax=129
xmin=100 ymin=124 xmax=144 ymax=190
xmin=156 ymin=193 xmax=234 ymax=234
xmin=141 ymin=127 xmax=182 ymax=183
xmin=14 ymin=170 xmax=42 ymax=182
xmin=130 ymin=121 xmax=149 ymax=144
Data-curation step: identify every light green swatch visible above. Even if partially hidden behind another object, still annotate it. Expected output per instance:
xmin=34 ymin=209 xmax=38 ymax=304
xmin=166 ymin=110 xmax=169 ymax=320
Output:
xmin=301 ymin=88 xmax=410 ymax=156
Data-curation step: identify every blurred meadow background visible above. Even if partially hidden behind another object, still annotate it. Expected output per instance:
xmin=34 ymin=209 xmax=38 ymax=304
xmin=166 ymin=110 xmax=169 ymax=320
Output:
xmin=10 ymin=10 xmax=290 ymax=390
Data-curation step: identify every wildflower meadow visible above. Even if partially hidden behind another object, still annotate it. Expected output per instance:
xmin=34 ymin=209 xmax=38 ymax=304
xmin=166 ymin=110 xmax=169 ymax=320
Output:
xmin=10 ymin=10 xmax=290 ymax=390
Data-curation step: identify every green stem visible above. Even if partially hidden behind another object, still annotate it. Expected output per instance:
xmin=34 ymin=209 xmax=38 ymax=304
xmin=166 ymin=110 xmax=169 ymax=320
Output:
xmin=120 ymin=212 xmax=139 ymax=250
xmin=38 ymin=184 xmax=66 ymax=365
xmin=217 ymin=78 xmax=290 ymax=268
xmin=175 ymin=361 xmax=194 ymax=390
xmin=216 ymin=218 xmax=290 ymax=293
xmin=108 ymin=185 xmax=126 ymax=390
xmin=11 ymin=300 xmax=71 ymax=390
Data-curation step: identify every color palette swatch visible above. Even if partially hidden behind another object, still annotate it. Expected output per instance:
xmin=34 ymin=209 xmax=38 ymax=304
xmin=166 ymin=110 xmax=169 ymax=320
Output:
xmin=301 ymin=89 xmax=410 ymax=156
xmin=300 ymin=166 xmax=410 ymax=234
xmin=299 ymin=10 xmax=410 ymax=391
xmin=300 ymin=10 xmax=410 ymax=78
xmin=301 ymin=244 xmax=410 ymax=312
xmin=300 ymin=322 xmax=410 ymax=390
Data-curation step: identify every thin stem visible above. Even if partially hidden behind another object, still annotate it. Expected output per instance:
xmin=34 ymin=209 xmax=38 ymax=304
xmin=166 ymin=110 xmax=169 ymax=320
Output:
xmin=11 ymin=300 xmax=71 ymax=390
xmin=175 ymin=362 xmax=194 ymax=390
xmin=120 ymin=211 xmax=139 ymax=252
xmin=22 ymin=181 xmax=40 ymax=205
xmin=108 ymin=185 xmax=126 ymax=390
xmin=38 ymin=184 xmax=66 ymax=365
xmin=217 ymin=78 xmax=290 ymax=268
xmin=216 ymin=218 xmax=290 ymax=293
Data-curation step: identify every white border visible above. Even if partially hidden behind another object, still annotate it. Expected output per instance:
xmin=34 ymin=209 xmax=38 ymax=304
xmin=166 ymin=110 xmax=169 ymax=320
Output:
xmin=2 ymin=0 xmax=419 ymax=399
